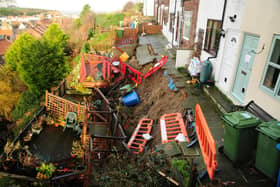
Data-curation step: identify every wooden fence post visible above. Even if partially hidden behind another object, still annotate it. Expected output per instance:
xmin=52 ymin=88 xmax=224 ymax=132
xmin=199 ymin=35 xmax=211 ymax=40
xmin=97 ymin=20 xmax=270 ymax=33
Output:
xmin=45 ymin=90 xmax=48 ymax=110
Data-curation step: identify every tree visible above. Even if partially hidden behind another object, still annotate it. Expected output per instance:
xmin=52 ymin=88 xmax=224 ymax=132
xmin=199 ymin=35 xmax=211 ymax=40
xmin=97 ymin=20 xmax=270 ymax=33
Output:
xmin=5 ymin=25 xmax=69 ymax=94
xmin=67 ymin=4 xmax=96 ymax=51
xmin=80 ymin=4 xmax=91 ymax=19
xmin=123 ymin=1 xmax=134 ymax=12
xmin=0 ymin=67 xmax=25 ymax=119
xmin=17 ymin=39 xmax=68 ymax=94
xmin=4 ymin=33 xmax=36 ymax=71
xmin=43 ymin=23 xmax=68 ymax=50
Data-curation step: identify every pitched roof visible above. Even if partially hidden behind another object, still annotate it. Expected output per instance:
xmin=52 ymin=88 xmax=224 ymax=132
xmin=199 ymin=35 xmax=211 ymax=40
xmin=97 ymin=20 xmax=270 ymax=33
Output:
xmin=27 ymin=24 xmax=48 ymax=38
xmin=0 ymin=38 xmax=11 ymax=55
xmin=0 ymin=29 xmax=13 ymax=36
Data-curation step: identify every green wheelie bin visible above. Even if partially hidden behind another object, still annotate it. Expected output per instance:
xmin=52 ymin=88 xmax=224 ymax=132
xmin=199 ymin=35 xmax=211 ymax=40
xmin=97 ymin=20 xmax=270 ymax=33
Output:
xmin=221 ymin=111 xmax=261 ymax=163
xmin=255 ymin=121 xmax=280 ymax=178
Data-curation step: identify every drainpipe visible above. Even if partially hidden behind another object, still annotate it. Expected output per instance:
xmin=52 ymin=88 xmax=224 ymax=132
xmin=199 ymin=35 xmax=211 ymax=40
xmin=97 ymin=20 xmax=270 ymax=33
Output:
xmin=171 ymin=0 xmax=178 ymax=47
xmin=207 ymin=0 xmax=227 ymax=61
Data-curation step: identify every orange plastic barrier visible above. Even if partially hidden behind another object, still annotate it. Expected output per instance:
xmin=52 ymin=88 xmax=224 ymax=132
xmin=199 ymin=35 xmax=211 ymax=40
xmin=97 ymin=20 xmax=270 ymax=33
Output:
xmin=160 ymin=113 xmax=189 ymax=144
xmin=195 ymin=104 xmax=217 ymax=180
xmin=127 ymin=118 xmax=153 ymax=154
xmin=116 ymin=60 xmax=143 ymax=85
xmin=144 ymin=56 xmax=167 ymax=79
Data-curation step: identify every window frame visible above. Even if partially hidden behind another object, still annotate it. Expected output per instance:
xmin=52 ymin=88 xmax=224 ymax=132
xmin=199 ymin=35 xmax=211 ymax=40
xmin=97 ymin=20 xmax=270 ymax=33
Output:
xmin=260 ymin=34 xmax=280 ymax=99
xmin=203 ymin=19 xmax=222 ymax=56
xmin=182 ymin=11 xmax=192 ymax=41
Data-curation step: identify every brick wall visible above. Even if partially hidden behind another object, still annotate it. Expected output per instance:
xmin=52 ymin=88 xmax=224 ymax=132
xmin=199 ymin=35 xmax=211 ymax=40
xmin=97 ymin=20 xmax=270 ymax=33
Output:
xmin=142 ymin=23 xmax=162 ymax=35
xmin=180 ymin=0 xmax=199 ymax=49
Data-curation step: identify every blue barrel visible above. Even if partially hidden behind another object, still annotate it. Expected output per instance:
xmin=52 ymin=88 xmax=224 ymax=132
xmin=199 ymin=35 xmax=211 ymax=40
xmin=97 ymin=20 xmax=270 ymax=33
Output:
xmin=200 ymin=60 xmax=212 ymax=83
xmin=122 ymin=90 xmax=140 ymax=106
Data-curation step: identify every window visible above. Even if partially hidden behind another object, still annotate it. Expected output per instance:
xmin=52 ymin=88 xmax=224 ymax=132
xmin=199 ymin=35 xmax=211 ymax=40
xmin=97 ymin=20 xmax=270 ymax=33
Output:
xmin=164 ymin=7 xmax=168 ymax=25
xmin=261 ymin=35 xmax=280 ymax=97
xmin=204 ymin=19 xmax=222 ymax=55
xmin=183 ymin=11 xmax=192 ymax=40
xmin=169 ymin=13 xmax=174 ymax=32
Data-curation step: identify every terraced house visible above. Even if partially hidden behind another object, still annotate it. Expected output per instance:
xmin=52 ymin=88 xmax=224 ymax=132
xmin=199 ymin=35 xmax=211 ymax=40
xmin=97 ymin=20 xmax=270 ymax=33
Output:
xmin=148 ymin=0 xmax=280 ymax=119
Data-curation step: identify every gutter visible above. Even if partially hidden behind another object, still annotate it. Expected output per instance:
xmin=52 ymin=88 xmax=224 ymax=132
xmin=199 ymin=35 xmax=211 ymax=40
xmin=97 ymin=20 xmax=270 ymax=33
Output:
xmin=207 ymin=0 xmax=227 ymax=61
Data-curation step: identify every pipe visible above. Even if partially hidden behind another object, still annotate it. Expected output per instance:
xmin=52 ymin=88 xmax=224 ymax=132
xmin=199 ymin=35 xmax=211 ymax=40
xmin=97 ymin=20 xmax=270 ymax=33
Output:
xmin=171 ymin=0 xmax=178 ymax=47
xmin=207 ymin=0 xmax=227 ymax=61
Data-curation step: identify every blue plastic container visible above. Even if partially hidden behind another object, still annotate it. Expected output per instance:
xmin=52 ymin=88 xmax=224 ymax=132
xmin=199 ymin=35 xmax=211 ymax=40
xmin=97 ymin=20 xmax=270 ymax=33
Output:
xmin=130 ymin=22 xmax=135 ymax=28
xmin=122 ymin=90 xmax=140 ymax=106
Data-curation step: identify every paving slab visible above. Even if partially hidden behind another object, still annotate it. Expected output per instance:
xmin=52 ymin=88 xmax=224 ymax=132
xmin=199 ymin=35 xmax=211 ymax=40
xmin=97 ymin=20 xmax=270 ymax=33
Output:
xmin=175 ymin=81 xmax=187 ymax=88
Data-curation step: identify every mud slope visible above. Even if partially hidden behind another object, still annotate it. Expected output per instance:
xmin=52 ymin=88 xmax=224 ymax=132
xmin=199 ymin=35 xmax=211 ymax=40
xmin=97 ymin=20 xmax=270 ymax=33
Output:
xmin=128 ymin=69 xmax=185 ymax=146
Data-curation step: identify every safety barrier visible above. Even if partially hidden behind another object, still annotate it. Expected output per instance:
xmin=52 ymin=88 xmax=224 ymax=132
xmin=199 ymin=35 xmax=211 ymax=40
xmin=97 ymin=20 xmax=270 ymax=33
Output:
xmin=81 ymin=53 xmax=167 ymax=86
xmin=195 ymin=104 xmax=217 ymax=180
xmin=144 ymin=55 xmax=168 ymax=79
xmin=127 ymin=118 xmax=153 ymax=154
xmin=45 ymin=90 xmax=85 ymax=121
xmin=80 ymin=53 xmax=112 ymax=87
xmin=160 ymin=113 xmax=189 ymax=144
xmin=126 ymin=64 xmax=143 ymax=85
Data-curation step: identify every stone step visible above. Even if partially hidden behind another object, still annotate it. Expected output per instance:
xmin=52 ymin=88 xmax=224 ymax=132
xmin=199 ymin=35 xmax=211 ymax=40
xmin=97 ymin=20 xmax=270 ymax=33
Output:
xmin=175 ymin=81 xmax=187 ymax=88
xmin=203 ymin=86 xmax=234 ymax=114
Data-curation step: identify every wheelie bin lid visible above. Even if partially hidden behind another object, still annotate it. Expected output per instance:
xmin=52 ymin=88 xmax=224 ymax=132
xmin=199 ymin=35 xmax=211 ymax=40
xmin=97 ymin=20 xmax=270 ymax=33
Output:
xmin=257 ymin=121 xmax=280 ymax=141
xmin=221 ymin=111 xmax=261 ymax=128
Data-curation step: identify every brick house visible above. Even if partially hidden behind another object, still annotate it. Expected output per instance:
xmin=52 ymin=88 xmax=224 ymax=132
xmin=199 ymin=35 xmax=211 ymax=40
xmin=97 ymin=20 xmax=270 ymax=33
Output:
xmin=0 ymin=21 xmax=14 ymax=41
xmin=153 ymin=0 xmax=199 ymax=49
xmin=0 ymin=38 xmax=11 ymax=65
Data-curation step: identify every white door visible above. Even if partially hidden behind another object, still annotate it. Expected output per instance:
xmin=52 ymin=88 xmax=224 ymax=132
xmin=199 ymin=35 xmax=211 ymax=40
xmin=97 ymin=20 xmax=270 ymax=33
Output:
xmin=218 ymin=29 xmax=241 ymax=93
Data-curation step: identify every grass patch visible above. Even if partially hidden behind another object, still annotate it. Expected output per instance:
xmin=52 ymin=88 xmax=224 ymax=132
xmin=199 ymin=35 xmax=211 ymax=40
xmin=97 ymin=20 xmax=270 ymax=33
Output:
xmin=96 ymin=13 xmax=125 ymax=28
xmin=90 ymin=32 xmax=113 ymax=45
xmin=171 ymin=159 xmax=191 ymax=186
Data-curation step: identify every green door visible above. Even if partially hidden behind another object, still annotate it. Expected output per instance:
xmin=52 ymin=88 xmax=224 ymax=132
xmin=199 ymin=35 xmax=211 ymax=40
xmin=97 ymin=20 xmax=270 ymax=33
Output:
xmin=232 ymin=34 xmax=260 ymax=103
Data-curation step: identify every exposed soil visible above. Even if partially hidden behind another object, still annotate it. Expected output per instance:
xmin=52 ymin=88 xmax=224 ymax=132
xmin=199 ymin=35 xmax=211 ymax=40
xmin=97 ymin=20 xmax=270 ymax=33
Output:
xmin=125 ymin=69 xmax=185 ymax=146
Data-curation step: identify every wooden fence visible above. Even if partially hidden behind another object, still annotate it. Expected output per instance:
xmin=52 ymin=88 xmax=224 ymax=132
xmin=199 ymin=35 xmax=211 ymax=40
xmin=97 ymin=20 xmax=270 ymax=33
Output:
xmin=45 ymin=90 xmax=85 ymax=120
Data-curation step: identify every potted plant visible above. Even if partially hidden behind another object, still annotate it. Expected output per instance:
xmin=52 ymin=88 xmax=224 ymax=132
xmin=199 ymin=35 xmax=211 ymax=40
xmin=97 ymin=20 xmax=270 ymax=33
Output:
xmin=71 ymin=141 xmax=84 ymax=159
xmin=36 ymin=163 xmax=56 ymax=180
xmin=31 ymin=120 xmax=43 ymax=135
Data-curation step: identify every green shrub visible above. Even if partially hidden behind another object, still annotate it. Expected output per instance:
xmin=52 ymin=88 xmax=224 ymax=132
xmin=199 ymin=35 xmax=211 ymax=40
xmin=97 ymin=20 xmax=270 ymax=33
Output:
xmin=11 ymin=90 xmax=41 ymax=120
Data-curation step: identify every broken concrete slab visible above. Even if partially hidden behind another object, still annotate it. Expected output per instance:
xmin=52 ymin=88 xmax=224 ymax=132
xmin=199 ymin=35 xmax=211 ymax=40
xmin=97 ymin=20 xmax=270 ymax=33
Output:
xmin=155 ymin=141 xmax=182 ymax=157
xmin=179 ymin=142 xmax=200 ymax=156
xmin=136 ymin=44 xmax=163 ymax=65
